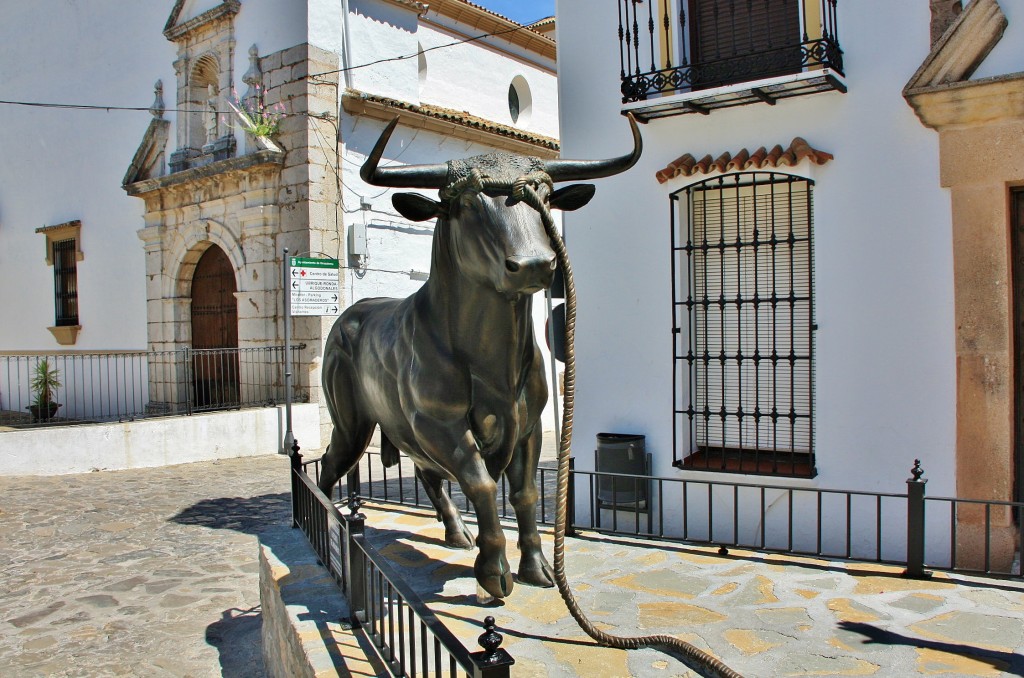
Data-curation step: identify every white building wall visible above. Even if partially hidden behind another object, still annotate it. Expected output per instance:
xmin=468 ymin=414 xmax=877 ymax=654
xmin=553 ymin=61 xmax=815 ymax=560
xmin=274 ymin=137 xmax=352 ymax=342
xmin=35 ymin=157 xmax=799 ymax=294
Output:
xmin=0 ymin=1 xmax=175 ymax=351
xmin=555 ymin=0 xmax=956 ymax=508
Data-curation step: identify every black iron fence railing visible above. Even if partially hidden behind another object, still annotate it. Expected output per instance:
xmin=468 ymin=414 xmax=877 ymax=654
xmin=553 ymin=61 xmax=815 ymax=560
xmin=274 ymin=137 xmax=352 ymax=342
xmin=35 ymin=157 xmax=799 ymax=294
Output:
xmin=334 ymin=452 xmax=1022 ymax=579
xmin=619 ymin=0 xmax=843 ymax=103
xmin=290 ymin=445 xmax=514 ymax=678
xmin=0 ymin=346 xmax=303 ymax=428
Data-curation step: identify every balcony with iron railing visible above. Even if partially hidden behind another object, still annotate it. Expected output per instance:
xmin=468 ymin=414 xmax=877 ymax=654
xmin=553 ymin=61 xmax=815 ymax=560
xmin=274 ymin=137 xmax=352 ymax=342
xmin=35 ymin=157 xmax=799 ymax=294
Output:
xmin=618 ymin=0 xmax=844 ymax=120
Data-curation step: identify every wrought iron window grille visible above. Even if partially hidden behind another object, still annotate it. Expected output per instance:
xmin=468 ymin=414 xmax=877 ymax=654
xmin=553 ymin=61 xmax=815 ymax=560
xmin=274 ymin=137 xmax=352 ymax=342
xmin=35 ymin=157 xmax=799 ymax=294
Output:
xmin=52 ymin=238 xmax=79 ymax=327
xmin=671 ymin=172 xmax=816 ymax=477
xmin=618 ymin=0 xmax=843 ymax=105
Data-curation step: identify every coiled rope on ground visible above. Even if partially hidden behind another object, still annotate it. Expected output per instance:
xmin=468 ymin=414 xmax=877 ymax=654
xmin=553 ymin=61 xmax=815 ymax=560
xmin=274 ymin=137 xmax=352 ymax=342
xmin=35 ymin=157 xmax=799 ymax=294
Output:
xmin=449 ymin=172 xmax=743 ymax=678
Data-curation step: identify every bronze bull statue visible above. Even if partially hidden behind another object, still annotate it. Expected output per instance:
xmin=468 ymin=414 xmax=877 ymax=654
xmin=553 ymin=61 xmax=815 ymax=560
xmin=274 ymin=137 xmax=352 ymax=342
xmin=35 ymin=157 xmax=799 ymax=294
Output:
xmin=318 ymin=116 xmax=641 ymax=599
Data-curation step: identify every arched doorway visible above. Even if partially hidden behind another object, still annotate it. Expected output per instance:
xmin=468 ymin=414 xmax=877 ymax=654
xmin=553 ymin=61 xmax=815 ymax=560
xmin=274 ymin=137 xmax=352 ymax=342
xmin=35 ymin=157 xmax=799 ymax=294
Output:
xmin=190 ymin=245 xmax=239 ymax=409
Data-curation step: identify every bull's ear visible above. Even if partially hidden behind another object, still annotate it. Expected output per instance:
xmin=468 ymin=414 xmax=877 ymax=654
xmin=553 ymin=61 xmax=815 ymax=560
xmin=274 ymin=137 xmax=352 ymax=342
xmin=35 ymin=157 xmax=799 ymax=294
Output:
xmin=393 ymin=193 xmax=441 ymax=221
xmin=549 ymin=184 xmax=596 ymax=211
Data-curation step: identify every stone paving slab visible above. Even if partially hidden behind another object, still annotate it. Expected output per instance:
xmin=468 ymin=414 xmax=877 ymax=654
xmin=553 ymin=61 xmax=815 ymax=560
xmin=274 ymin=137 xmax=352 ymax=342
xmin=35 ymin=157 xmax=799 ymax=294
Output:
xmin=0 ymin=454 xmax=293 ymax=678
xmin=356 ymin=503 xmax=1024 ymax=677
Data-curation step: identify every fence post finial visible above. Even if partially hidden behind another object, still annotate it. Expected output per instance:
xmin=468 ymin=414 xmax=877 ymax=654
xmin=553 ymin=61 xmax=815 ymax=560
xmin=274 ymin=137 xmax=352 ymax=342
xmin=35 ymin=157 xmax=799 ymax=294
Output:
xmin=470 ymin=615 xmax=514 ymax=677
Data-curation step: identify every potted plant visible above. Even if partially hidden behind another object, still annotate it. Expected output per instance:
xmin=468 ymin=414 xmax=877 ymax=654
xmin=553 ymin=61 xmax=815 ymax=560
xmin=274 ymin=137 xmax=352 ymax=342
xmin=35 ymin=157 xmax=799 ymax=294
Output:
xmin=27 ymin=358 xmax=61 ymax=422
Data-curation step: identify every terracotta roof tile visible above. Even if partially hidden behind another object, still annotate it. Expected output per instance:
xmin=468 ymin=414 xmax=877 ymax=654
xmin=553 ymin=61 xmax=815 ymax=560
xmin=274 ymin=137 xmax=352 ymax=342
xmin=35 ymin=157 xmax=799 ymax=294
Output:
xmin=343 ymin=90 xmax=559 ymax=152
xmin=656 ymin=138 xmax=833 ymax=184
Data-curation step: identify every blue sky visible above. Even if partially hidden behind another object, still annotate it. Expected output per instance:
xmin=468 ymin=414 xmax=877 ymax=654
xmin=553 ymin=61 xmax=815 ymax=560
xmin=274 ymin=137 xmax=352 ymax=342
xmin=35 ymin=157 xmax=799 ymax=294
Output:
xmin=474 ymin=0 xmax=555 ymax=25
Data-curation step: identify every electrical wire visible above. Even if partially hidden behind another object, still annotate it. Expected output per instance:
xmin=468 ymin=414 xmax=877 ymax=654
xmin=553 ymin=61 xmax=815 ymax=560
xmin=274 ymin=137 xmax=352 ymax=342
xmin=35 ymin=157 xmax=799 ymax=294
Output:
xmin=0 ymin=17 xmax=553 ymax=115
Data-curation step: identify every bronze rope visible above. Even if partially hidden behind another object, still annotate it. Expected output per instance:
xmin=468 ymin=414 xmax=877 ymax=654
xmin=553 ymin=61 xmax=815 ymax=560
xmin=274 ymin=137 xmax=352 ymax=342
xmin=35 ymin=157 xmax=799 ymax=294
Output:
xmin=447 ymin=173 xmax=743 ymax=678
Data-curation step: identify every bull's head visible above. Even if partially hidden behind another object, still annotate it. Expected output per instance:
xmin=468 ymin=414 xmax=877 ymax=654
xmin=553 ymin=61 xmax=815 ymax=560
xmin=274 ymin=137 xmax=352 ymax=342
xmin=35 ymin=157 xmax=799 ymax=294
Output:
xmin=360 ymin=116 xmax=642 ymax=298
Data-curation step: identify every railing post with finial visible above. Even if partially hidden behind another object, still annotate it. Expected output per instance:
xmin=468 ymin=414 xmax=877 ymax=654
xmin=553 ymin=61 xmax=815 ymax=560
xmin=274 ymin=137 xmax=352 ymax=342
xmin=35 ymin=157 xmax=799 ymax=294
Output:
xmin=904 ymin=459 xmax=930 ymax=578
xmin=469 ymin=616 xmax=515 ymax=678
xmin=289 ymin=439 xmax=302 ymax=529
xmin=344 ymin=488 xmax=368 ymax=626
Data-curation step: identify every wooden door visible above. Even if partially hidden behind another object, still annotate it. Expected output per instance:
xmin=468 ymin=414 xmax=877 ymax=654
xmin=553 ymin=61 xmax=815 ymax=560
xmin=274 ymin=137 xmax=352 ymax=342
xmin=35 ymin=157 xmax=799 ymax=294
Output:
xmin=1014 ymin=189 xmax=1024 ymax=505
xmin=689 ymin=0 xmax=801 ymax=89
xmin=190 ymin=245 xmax=239 ymax=408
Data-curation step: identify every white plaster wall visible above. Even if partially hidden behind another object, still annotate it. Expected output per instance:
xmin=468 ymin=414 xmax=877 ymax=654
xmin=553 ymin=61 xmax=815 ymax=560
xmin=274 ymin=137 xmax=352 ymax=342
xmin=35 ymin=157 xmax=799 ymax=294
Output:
xmin=344 ymin=0 xmax=558 ymax=137
xmin=415 ymin=22 xmax=559 ymax=137
xmin=555 ymin=0 xmax=956 ymax=505
xmin=347 ymin=0 xmax=422 ymax=102
xmin=0 ymin=403 xmax=320 ymax=475
xmin=0 ymin=0 xmax=176 ymax=351
xmin=235 ymin=0 xmax=308 ymax=65
xmin=969 ymin=0 xmax=1024 ymax=80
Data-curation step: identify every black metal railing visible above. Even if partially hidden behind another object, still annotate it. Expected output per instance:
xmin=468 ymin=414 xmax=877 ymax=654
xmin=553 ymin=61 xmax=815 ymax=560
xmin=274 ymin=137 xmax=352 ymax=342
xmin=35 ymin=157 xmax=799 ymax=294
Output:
xmin=0 ymin=346 xmax=302 ymax=428
xmin=338 ymin=452 xmax=1021 ymax=579
xmin=619 ymin=0 xmax=843 ymax=103
xmin=290 ymin=444 xmax=515 ymax=677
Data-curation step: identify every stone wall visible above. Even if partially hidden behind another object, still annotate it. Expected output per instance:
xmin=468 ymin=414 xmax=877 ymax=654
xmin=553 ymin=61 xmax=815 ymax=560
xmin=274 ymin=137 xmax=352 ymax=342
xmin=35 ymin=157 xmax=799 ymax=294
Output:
xmin=259 ymin=526 xmax=383 ymax=677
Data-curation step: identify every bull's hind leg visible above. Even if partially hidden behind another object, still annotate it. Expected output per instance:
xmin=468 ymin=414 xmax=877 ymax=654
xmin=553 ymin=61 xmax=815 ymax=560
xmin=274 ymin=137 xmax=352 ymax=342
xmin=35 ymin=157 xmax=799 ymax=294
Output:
xmin=416 ymin=467 xmax=474 ymax=549
xmin=506 ymin=426 xmax=555 ymax=587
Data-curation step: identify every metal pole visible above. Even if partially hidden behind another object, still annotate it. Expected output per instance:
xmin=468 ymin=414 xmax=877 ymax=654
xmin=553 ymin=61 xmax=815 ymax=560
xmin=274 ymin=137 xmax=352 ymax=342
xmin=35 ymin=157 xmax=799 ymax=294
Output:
xmin=282 ymin=247 xmax=294 ymax=455
xmin=545 ymin=288 xmax=561 ymax=444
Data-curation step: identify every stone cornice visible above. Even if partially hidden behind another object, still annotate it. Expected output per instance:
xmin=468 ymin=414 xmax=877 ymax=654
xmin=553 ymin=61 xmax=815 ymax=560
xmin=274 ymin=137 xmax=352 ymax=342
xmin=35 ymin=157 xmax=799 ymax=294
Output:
xmin=341 ymin=89 xmax=559 ymax=158
xmin=123 ymin=118 xmax=171 ymax=188
xmin=904 ymin=72 xmax=1024 ymax=130
xmin=904 ymin=0 xmax=1006 ymax=93
xmin=124 ymin=149 xmax=284 ymax=197
xmin=164 ymin=0 xmax=241 ymax=42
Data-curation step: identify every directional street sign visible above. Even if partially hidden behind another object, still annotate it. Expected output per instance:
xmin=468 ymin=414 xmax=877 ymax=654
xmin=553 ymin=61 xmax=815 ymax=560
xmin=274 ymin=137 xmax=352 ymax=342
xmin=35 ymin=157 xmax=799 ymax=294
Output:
xmin=289 ymin=257 xmax=341 ymax=316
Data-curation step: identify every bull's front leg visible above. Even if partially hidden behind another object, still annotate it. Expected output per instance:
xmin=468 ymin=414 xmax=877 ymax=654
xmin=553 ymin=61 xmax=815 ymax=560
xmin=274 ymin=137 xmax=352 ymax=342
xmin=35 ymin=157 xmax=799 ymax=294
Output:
xmin=413 ymin=417 xmax=513 ymax=600
xmin=505 ymin=425 xmax=555 ymax=588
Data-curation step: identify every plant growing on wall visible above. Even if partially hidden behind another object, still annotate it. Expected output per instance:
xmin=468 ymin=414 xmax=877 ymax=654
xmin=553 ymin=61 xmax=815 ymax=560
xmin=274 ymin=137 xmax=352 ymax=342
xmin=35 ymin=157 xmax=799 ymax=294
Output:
xmin=28 ymin=358 xmax=61 ymax=422
xmin=225 ymin=86 xmax=286 ymax=139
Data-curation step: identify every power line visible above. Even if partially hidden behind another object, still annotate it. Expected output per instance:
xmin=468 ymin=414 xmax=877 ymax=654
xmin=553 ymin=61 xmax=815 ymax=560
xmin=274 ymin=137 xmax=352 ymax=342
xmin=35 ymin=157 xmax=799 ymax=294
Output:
xmin=0 ymin=17 xmax=553 ymax=114
xmin=307 ymin=17 xmax=551 ymax=81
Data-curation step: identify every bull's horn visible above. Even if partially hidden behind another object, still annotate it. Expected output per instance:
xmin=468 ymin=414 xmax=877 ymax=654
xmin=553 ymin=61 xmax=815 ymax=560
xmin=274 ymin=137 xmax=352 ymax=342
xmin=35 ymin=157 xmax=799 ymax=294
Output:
xmin=543 ymin=113 xmax=642 ymax=182
xmin=360 ymin=117 xmax=449 ymax=188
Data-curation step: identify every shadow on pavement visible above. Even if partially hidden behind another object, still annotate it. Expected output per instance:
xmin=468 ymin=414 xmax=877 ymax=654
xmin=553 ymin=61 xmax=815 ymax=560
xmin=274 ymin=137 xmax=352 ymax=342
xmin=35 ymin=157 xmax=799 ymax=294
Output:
xmin=206 ymin=605 xmax=266 ymax=678
xmin=169 ymin=493 xmax=291 ymax=534
xmin=839 ymin=621 xmax=1024 ymax=676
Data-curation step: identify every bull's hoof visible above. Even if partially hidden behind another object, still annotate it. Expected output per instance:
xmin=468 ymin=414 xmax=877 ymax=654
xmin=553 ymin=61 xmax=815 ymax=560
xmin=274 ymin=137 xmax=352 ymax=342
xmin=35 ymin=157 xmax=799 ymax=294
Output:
xmin=475 ymin=554 xmax=514 ymax=599
xmin=517 ymin=555 xmax=555 ymax=588
xmin=445 ymin=525 xmax=475 ymax=550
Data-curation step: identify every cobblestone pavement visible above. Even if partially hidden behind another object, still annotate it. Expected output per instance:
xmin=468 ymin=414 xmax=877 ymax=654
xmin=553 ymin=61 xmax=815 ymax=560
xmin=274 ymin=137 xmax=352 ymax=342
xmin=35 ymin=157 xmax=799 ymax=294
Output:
xmin=0 ymin=454 xmax=292 ymax=678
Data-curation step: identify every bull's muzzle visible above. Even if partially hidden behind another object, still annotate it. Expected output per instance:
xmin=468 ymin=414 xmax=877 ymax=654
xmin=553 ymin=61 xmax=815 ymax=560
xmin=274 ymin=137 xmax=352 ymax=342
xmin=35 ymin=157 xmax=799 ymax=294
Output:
xmin=504 ymin=254 xmax=557 ymax=295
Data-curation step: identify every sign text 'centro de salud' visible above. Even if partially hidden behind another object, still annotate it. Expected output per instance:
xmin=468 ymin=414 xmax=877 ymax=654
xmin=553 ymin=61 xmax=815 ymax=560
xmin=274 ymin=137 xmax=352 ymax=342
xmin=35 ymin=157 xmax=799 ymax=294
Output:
xmin=289 ymin=257 xmax=341 ymax=316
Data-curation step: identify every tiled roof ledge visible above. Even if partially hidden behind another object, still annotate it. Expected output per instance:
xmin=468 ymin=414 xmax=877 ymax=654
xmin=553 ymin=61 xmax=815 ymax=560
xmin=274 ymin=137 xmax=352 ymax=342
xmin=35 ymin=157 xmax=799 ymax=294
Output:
xmin=656 ymin=138 xmax=833 ymax=184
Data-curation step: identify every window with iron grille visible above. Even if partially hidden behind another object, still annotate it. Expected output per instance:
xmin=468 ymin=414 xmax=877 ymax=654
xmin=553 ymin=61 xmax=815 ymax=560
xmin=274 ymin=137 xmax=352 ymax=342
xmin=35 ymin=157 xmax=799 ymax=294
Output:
xmin=671 ymin=172 xmax=815 ymax=477
xmin=52 ymin=238 xmax=79 ymax=326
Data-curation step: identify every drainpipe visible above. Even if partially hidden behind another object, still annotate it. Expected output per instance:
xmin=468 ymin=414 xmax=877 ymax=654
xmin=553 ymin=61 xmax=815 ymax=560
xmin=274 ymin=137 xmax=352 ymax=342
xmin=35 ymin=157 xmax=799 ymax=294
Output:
xmin=340 ymin=0 xmax=354 ymax=91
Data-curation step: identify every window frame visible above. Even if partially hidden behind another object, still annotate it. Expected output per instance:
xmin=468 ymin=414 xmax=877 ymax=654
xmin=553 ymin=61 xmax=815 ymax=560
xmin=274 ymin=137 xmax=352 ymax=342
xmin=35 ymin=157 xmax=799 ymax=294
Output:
xmin=35 ymin=220 xmax=83 ymax=345
xmin=670 ymin=172 xmax=816 ymax=477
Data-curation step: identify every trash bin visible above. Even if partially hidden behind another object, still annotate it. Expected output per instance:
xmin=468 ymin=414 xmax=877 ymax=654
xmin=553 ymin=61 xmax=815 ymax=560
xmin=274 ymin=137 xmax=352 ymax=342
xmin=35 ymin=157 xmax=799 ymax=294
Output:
xmin=595 ymin=432 xmax=648 ymax=508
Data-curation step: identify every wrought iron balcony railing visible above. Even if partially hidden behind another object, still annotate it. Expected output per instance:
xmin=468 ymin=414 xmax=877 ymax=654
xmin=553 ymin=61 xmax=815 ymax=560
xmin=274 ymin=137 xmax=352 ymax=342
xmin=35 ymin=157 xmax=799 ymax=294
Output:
xmin=619 ymin=0 xmax=843 ymax=111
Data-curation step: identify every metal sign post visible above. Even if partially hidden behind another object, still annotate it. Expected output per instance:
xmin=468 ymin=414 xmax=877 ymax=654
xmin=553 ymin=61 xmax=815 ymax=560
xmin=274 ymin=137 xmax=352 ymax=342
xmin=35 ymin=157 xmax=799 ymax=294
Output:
xmin=282 ymin=248 xmax=294 ymax=455
xmin=281 ymin=252 xmax=342 ymax=455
